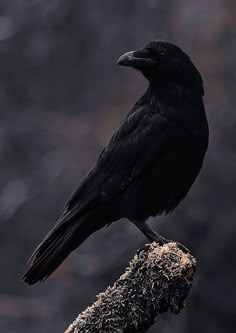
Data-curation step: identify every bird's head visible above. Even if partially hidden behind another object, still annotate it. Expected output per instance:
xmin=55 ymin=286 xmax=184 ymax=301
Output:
xmin=117 ymin=40 xmax=204 ymax=95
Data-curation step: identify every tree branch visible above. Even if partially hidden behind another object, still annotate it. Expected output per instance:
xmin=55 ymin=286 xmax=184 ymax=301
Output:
xmin=65 ymin=242 xmax=196 ymax=333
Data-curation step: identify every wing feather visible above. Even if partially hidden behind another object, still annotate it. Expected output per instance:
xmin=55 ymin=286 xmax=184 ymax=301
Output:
xmin=65 ymin=107 xmax=170 ymax=215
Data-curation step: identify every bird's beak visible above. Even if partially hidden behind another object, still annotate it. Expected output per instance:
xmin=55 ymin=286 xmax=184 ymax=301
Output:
xmin=117 ymin=48 xmax=154 ymax=68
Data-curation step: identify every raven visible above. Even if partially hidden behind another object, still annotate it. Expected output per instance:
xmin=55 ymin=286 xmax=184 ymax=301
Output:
xmin=23 ymin=40 xmax=208 ymax=284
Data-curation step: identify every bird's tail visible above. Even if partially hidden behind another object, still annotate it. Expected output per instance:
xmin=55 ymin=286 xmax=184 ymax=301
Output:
xmin=22 ymin=214 xmax=98 ymax=285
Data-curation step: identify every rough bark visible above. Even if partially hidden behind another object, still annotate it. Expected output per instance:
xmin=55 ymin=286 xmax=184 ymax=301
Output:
xmin=65 ymin=242 xmax=196 ymax=333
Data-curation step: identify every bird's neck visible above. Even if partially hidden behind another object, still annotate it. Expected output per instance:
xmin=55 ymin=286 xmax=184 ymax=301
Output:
xmin=136 ymin=83 xmax=206 ymax=130
xmin=146 ymin=82 xmax=199 ymax=103
xmin=142 ymin=82 xmax=203 ymax=112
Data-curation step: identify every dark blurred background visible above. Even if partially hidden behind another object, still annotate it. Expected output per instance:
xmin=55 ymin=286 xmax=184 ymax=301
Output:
xmin=0 ymin=1 xmax=235 ymax=332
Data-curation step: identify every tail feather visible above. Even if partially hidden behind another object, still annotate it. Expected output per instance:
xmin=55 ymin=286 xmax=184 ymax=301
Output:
xmin=22 ymin=216 xmax=95 ymax=285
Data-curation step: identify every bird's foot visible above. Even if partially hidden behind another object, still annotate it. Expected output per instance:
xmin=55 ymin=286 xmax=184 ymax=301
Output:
xmin=132 ymin=221 xmax=191 ymax=255
xmin=136 ymin=239 xmax=191 ymax=256
xmin=151 ymin=235 xmax=192 ymax=255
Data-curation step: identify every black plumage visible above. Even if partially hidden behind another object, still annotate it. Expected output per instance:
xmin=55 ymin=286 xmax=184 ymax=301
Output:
xmin=23 ymin=40 xmax=208 ymax=285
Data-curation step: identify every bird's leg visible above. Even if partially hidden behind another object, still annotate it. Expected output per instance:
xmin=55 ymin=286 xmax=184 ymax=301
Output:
xmin=132 ymin=220 xmax=191 ymax=255
xmin=131 ymin=220 xmax=168 ymax=245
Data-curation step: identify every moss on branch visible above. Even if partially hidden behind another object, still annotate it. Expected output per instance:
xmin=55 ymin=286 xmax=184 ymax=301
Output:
xmin=65 ymin=242 xmax=196 ymax=333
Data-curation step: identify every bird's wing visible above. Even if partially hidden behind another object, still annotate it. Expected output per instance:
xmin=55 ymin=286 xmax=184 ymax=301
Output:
xmin=60 ymin=106 xmax=180 ymax=223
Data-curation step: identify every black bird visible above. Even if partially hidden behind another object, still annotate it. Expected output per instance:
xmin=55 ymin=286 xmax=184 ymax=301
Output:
xmin=23 ymin=40 xmax=208 ymax=285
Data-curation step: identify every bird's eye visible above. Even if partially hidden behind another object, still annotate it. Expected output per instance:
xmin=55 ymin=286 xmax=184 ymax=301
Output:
xmin=159 ymin=51 xmax=166 ymax=56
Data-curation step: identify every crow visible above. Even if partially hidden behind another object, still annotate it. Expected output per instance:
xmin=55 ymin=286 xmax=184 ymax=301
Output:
xmin=23 ymin=40 xmax=208 ymax=285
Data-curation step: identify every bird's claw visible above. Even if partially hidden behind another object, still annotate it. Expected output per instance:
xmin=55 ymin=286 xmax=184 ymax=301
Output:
xmin=175 ymin=242 xmax=192 ymax=255
xmin=136 ymin=239 xmax=191 ymax=257
xmin=154 ymin=237 xmax=192 ymax=255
